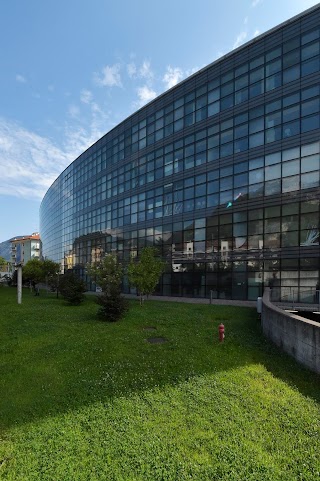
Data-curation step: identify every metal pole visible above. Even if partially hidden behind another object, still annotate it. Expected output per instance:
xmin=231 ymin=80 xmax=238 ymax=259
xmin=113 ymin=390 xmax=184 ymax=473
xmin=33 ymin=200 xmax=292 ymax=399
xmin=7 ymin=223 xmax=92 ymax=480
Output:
xmin=17 ymin=265 xmax=22 ymax=304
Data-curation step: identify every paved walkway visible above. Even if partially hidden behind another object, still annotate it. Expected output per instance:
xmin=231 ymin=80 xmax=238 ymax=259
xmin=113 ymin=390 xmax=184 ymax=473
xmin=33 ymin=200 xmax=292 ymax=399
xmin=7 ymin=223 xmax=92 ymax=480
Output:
xmin=123 ymin=293 xmax=256 ymax=307
xmin=83 ymin=290 xmax=320 ymax=311
xmin=86 ymin=290 xmax=256 ymax=307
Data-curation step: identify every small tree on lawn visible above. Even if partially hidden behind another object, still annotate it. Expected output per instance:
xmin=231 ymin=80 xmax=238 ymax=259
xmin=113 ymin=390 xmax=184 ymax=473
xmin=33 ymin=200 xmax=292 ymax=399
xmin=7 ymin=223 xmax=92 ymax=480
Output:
xmin=127 ymin=247 xmax=165 ymax=306
xmin=42 ymin=259 xmax=60 ymax=296
xmin=23 ymin=259 xmax=44 ymax=286
xmin=0 ymin=256 xmax=7 ymax=271
xmin=58 ymin=271 xmax=86 ymax=305
xmin=87 ymin=254 xmax=128 ymax=322
xmin=23 ymin=258 xmax=60 ymax=294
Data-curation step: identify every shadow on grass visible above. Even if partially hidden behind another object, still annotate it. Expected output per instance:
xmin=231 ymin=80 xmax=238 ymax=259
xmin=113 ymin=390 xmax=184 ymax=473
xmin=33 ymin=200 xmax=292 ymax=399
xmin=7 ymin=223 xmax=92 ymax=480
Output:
xmin=0 ymin=287 xmax=319 ymax=432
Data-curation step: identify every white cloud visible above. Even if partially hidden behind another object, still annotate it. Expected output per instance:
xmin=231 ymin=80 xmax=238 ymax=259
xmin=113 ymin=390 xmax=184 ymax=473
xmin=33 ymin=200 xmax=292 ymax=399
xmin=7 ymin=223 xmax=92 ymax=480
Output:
xmin=233 ymin=31 xmax=248 ymax=49
xmin=80 ymin=89 xmax=93 ymax=104
xmin=185 ymin=66 xmax=201 ymax=77
xmin=68 ymin=104 xmax=81 ymax=119
xmin=127 ymin=60 xmax=153 ymax=81
xmin=163 ymin=66 xmax=183 ymax=90
xmin=253 ymin=29 xmax=260 ymax=37
xmin=136 ymin=85 xmax=157 ymax=107
xmin=0 ymin=118 xmax=72 ymax=199
xmin=139 ymin=60 xmax=153 ymax=80
xmin=127 ymin=62 xmax=137 ymax=78
xmin=94 ymin=64 xmax=122 ymax=87
xmin=16 ymin=74 xmax=26 ymax=83
xmin=252 ymin=0 xmax=262 ymax=6
xmin=0 ymin=90 xmax=112 ymax=201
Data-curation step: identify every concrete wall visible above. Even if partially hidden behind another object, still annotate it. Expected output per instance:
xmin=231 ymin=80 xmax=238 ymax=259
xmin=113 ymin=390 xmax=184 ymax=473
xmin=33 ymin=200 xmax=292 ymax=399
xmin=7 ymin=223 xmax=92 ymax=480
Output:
xmin=262 ymin=288 xmax=320 ymax=375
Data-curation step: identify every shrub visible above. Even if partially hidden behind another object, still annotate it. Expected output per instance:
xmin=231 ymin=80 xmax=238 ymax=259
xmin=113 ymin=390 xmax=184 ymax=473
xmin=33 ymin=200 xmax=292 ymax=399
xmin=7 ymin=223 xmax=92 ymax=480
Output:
xmin=87 ymin=254 xmax=128 ymax=322
xmin=127 ymin=247 xmax=165 ymax=305
xmin=96 ymin=292 xmax=128 ymax=322
xmin=58 ymin=272 xmax=86 ymax=305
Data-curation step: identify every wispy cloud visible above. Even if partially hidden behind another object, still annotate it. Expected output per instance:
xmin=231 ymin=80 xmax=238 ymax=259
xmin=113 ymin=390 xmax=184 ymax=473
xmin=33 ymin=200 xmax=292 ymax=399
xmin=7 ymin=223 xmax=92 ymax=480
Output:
xmin=127 ymin=60 xmax=153 ymax=81
xmin=80 ymin=89 xmax=93 ymax=104
xmin=0 ymin=118 xmax=71 ymax=199
xmin=233 ymin=31 xmax=248 ymax=49
xmin=127 ymin=62 xmax=137 ymax=78
xmin=253 ymin=29 xmax=260 ymax=37
xmin=67 ymin=104 xmax=81 ymax=119
xmin=139 ymin=61 xmax=153 ymax=81
xmin=0 ymin=89 xmax=112 ymax=201
xmin=16 ymin=74 xmax=26 ymax=83
xmin=163 ymin=66 xmax=183 ymax=90
xmin=252 ymin=0 xmax=262 ymax=6
xmin=94 ymin=64 xmax=122 ymax=87
xmin=135 ymin=85 xmax=157 ymax=107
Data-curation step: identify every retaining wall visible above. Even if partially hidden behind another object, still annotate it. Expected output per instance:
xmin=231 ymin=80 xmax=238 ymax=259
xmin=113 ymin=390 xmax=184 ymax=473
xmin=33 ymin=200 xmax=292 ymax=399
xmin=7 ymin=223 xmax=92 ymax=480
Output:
xmin=262 ymin=288 xmax=320 ymax=374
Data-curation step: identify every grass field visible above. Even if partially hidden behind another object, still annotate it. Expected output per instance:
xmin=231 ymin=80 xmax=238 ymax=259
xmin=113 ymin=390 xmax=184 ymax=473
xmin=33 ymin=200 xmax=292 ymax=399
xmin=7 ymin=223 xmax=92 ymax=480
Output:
xmin=0 ymin=287 xmax=319 ymax=480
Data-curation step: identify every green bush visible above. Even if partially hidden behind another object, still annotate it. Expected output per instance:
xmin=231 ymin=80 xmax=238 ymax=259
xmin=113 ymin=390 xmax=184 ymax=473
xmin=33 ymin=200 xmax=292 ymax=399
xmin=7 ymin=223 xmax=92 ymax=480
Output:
xmin=96 ymin=291 xmax=128 ymax=322
xmin=87 ymin=254 xmax=128 ymax=322
xmin=58 ymin=272 xmax=86 ymax=305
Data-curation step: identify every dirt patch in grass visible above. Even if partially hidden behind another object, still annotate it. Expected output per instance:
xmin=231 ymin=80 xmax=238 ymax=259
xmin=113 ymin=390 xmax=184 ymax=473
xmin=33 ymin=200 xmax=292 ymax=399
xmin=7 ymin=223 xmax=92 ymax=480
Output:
xmin=146 ymin=336 xmax=168 ymax=344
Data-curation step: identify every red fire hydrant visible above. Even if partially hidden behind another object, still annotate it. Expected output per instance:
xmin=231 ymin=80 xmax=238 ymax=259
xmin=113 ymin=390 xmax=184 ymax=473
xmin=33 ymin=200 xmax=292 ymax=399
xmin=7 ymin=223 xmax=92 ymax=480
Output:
xmin=219 ymin=323 xmax=225 ymax=342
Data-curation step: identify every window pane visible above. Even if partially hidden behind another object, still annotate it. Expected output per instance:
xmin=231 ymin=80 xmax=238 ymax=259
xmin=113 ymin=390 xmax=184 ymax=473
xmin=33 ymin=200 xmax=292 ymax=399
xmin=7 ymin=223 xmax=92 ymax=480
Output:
xmin=282 ymin=120 xmax=300 ymax=138
xmin=301 ymin=114 xmax=320 ymax=133
xmin=301 ymin=98 xmax=320 ymax=116
xmin=250 ymin=81 xmax=264 ymax=98
xmin=208 ymin=101 xmax=220 ymax=116
xmin=249 ymin=168 xmax=264 ymax=184
xmin=282 ymin=147 xmax=299 ymax=161
xmin=266 ymin=111 xmax=281 ymax=128
xmin=234 ymin=138 xmax=248 ymax=153
xmin=265 ymin=73 xmax=281 ymax=91
xmin=283 ymin=104 xmax=300 ymax=123
xmin=265 ymin=164 xmax=281 ymax=181
xmin=302 ymin=41 xmax=320 ymax=61
xmin=282 ymin=159 xmax=299 ymax=177
xmin=302 ymin=57 xmax=320 ymax=77
xmin=265 ymin=179 xmax=280 ymax=196
xmin=301 ymin=154 xmax=320 ymax=172
xmin=249 ymin=132 xmax=264 ymax=148
xmin=265 ymin=152 xmax=281 ymax=166
xmin=301 ymin=142 xmax=320 ymax=156
xmin=235 ymin=88 xmax=249 ymax=104
xmin=265 ymin=126 xmax=281 ymax=143
xmin=283 ymin=65 xmax=300 ymax=83
xmin=282 ymin=175 xmax=300 ymax=193
xmin=301 ymin=171 xmax=319 ymax=189
xmin=221 ymin=95 xmax=233 ymax=110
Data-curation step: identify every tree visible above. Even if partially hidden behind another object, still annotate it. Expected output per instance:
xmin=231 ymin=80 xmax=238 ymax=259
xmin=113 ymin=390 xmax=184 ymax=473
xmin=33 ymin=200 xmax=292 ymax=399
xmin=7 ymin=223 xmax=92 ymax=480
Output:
xmin=23 ymin=259 xmax=44 ymax=285
xmin=42 ymin=259 xmax=60 ymax=296
xmin=23 ymin=259 xmax=60 ymax=291
xmin=87 ymin=254 xmax=127 ymax=322
xmin=58 ymin=272 xmax=86 ymax=305
xmin=127 ymin=247 xmax=165 ymax=306
xmin=0 ymin=256 xmax=7 ymax=271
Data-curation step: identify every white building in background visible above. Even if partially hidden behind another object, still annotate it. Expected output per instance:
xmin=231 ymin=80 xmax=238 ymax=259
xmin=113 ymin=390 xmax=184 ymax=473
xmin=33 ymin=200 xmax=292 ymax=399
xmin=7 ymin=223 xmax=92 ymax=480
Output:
xmin=11 ymin=233 xmax=41 ymax=266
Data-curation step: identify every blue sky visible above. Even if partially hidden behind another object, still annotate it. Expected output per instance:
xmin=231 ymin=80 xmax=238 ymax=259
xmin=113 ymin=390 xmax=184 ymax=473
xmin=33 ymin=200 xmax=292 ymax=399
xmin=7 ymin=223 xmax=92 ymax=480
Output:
xmin=0 ymin=0 xmax=318 ymax=242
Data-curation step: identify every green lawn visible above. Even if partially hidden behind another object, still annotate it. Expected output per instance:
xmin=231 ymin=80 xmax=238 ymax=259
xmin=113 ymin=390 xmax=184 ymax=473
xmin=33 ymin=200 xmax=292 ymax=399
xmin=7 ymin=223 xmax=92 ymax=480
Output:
xmin=0 ymin=287 xmax=319 ymax=480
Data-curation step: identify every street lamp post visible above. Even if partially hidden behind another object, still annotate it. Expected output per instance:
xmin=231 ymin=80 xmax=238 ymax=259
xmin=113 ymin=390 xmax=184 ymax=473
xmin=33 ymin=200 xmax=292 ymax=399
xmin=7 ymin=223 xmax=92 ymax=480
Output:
xmin=16 ymin=263 xmax=22 ymax=304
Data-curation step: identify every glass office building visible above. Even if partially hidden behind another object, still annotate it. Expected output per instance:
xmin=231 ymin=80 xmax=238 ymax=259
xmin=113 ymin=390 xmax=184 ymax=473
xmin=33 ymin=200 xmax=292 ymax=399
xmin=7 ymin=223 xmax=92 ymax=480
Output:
xmin=40 ymin=5 xmax=320 ymax=301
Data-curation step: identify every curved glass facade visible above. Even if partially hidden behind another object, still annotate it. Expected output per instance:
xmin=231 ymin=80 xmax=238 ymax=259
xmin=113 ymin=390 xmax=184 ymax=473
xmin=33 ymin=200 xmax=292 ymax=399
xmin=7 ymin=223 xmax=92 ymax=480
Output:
xmin=41 ymin=6 xmax=320 ymax=300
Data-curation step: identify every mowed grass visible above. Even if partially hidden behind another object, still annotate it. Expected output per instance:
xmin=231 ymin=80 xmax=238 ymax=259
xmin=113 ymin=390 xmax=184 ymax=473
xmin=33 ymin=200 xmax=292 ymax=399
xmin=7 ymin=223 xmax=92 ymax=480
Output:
xmin=0 ymin=288 xmax=319 ymax=481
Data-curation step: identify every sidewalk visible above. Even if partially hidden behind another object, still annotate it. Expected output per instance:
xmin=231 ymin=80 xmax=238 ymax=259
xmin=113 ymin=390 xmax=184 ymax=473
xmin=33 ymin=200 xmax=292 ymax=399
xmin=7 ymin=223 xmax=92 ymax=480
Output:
xmin=120 ymin=293 xmax=255 ymax=307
